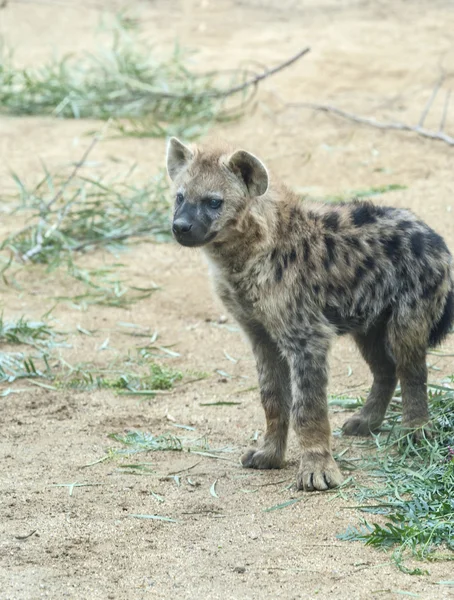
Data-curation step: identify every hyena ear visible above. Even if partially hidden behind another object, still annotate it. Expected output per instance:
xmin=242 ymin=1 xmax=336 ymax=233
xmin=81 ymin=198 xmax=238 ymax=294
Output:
xmin=166 ymin=137 xmax=194 ymax=181
xmin=227 ymin=150 xmax=269 ymax=197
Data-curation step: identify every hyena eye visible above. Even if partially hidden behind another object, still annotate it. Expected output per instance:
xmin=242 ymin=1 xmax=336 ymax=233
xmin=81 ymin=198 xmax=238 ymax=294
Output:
xmin=176 ymin=193 xmax=184 ymax=205
xmin=208 ymin=198 xmax=223 ymax=210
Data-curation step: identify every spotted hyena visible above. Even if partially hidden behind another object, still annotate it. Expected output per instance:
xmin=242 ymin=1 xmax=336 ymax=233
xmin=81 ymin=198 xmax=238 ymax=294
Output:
xmin=166 ymin=137 xmax=454 ymax=492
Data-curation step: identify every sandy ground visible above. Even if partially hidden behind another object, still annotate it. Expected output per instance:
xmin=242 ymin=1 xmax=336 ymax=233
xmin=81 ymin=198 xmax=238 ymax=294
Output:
xmin=1 ymin=0 xmax=454 ymax=598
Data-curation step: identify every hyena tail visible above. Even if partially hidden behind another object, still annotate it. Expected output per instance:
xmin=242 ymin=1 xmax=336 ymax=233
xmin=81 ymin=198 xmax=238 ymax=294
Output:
xmin=429 ymin=286 xmax=454 ymax=347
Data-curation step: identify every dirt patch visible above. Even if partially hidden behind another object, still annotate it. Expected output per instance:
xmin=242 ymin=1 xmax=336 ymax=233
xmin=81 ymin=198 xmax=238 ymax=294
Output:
xmin=1 ymin=1 xmax=454 ymax=598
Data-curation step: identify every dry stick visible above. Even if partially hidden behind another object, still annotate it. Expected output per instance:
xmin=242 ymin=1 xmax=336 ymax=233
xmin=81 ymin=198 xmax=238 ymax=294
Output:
xmin=418 ymin=75 xmax=445 ymax=127
xmin=288 ymin=102 xmax=454 ymax=147
xmin=123 ymin=48 xmax=310 ymax=101
xmin=44 ymin=118 xmax=112 ymax=213
xmin=218 ymin=47 xmax=310 ymax=98
xmin=439 ymin=89 xmax=451 ymax=132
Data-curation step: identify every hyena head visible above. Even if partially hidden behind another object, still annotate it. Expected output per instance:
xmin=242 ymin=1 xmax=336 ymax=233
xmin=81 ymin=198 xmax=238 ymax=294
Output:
xmin=166 ymin=137 xmax=269 ymax=247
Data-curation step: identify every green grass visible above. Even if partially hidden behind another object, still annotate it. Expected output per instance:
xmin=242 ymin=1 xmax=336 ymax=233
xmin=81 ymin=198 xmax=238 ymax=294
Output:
xmin=0 ymin=315 xmax=64 ymax=383
xmin=60 ymin=361 xmax=183 ymax=395
xmin=338 ymin=383 xmax=454 ymax=573
xmin=0 ymin=315 xmax=58 ymax=347
xmin=108 ymin=430 xmax=193 ymax=453
xmin=0 ymin=160 xmax=171 ymax=307
xmin=0 ymin=23 xmax=251 ymax=139
xmin=2 ymin=167 xmax=172 ymax=265
xmin=0 ymin=351 xmax=52 ymax=383
xmin=104 ymin=429 xmax=236 ymax=465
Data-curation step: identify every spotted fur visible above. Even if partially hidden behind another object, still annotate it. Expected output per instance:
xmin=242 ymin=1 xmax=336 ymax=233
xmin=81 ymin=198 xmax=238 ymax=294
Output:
xmin=166 ymin=137 xmax=454 ymax=492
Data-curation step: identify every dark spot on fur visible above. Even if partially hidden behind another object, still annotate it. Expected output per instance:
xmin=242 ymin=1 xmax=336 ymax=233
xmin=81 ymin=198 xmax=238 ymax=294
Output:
xmin=353 ymin=265 xmax=366 ymax=287
xmin=364 ymin=256 xmax=375 ymax=270
xmin=290 ymin=206 xmax=299 ymax=221
xmin=410 ymin=231 xmax=425 ymax=258
xmin=375 ymin=271 xmax=385 ymax=287
xmin=324 ymin=235 xmax=336 ymax=268
xmin=303 ymin=239 xmax=311 ymax=262
xmin=270 ymin=248 xmax=277 ymax=261
xmin=289 ymin=248 xmax=297 ymax=263
xmin=275 ymin=264 xmax=283 ymax=283
xmin=426 ymin=229 xmax=448 ymax=254
xmin=308 ymin=211 xmax=320 ymax=222
xmin=383 ymin=234 xmax=402 ymax=260
xmin=351 ymin=203 xmax=378 ymax=227
xmin=345 ymin=236 xmax=361 ymax=250
xmin=410 ymin=298 xmax=417 ymax=310
xmin=312 ymin=285 xmax=320 ymax=295
xmin=322 ymin=212 xmax=340 ymax=232
xmin=421 ymin=271 xmax=443 ymax=299
xmin=344 ymin=251 xmax=351 ymax=267
xmin=295 ymin=337 xmax=307 ymax=350
xmin=429 ymin=290 xmax=454 ymax=346
xmin=399 ymin=220 xmax=414 ymax=231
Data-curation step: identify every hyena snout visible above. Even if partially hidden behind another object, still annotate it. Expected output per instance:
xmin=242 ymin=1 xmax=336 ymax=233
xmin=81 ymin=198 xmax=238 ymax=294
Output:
xmin=172 ymin=218 xmax=192 ymax=235
xmin=172 ymin=217 xmax=216 ymax=247
xmin=172 ymin=203 xmax=217 ymax=247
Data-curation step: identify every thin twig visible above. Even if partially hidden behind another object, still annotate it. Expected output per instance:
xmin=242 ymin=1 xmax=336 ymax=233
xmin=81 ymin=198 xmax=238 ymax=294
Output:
xmin=71 ymin=226 xmax=157 ymax=252
xmin=439 ymin=89 xmax=451 ymax=132
xmin=218 ymin=48 xmax=310 ymax=98
xmin=419 ymin=76 xmax=445 ymax=127
xmin=288 ymin=102 xmax=454 ymax=147
xmin=168 ymin=461 xmax=202 ymax=476
xmin=21 ymin=121 xmax=111 ymax=262
xmin=123 ymin=48 xmax=310 ymax=101
xmin=15 ymin=530 xmax=37 ymax=540
xmin=44 ymin=118 xmax=111 ymax=213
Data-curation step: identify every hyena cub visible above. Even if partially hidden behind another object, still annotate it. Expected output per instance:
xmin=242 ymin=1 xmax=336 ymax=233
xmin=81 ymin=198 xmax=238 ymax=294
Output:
xmin=166 ymin=137 xmax=454 ymax=492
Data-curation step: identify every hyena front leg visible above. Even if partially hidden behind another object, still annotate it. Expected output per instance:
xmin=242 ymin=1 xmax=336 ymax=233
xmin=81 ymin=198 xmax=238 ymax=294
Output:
xmin=283 ymin=331 xmax=343 ymax=491
xmin=241 ymin=323 xmax=291 ymax=469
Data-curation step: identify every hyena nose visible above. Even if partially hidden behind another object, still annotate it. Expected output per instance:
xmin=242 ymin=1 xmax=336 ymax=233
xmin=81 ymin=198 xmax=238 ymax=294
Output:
xmin=172 ymin=219 xmax=193 ymax=235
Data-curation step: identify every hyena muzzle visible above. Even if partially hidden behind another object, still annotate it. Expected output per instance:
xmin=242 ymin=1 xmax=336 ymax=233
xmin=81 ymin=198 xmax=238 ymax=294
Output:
xmin=166 ymin=137 xmax=454 ymax=492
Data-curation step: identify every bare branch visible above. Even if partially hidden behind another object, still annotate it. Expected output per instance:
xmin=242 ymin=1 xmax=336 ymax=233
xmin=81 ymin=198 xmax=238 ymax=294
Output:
xmin=122 ymin=48 xmax=310 ymax=102
xmin=44 ymin=118 xmax=111 ymax=214
xmin=218 ymin=48 xmax=310 ymax=98
xmin=287 ymin=101 xmax=454 ymax=147
xmin=439 ymin=89 xmax=451 ymax=132
xmin=21 ymin=120 xmax=112 ymax=262
xmin=418 ymin=76 xmax=445 ymax=127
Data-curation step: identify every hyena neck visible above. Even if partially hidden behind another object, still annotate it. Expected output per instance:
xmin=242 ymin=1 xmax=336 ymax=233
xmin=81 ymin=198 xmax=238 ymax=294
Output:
xmin=204 ymin=186 xmax=301 ymax=275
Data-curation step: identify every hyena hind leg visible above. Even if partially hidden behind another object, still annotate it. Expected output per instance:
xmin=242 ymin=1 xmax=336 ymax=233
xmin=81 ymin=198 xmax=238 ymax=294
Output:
xmin=240 ymin=324 xmax=291 ymax=470
xmin=343 ymin=322 xmax=397 ymax=437
xmin=396 ymin=347 xmax=431 ymax=438
xmin=388 ymin=316 xmax=432 ymax=440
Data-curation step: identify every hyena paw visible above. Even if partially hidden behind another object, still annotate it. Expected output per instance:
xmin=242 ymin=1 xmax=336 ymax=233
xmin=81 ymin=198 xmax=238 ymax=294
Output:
xmin=342 ymin=413 xmax=379 ymax=437
xmin=296 ymin=452 xmax=343 ymax=492
xmin=401 ymin=420 xmax=433 ymax=442
xmin=241 ymin=448 xmax=283 ymax=470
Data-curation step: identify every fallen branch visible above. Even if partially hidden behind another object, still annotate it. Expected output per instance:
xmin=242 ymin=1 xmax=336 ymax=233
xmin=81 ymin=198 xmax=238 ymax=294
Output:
xmin=218 ymin=47 xmax=310 ymax=98
xmin=288 ymin=101 xmax=454 ymax=147
xmin=418 ymin=75 xmax=445 ymax=127
xmin=124 ymin=47 xmax=311 ymax=102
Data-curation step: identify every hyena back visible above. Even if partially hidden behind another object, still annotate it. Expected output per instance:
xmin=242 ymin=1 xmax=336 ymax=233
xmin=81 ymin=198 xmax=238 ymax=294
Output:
xmin=166 ymin=137 xmax=454 ymax=492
